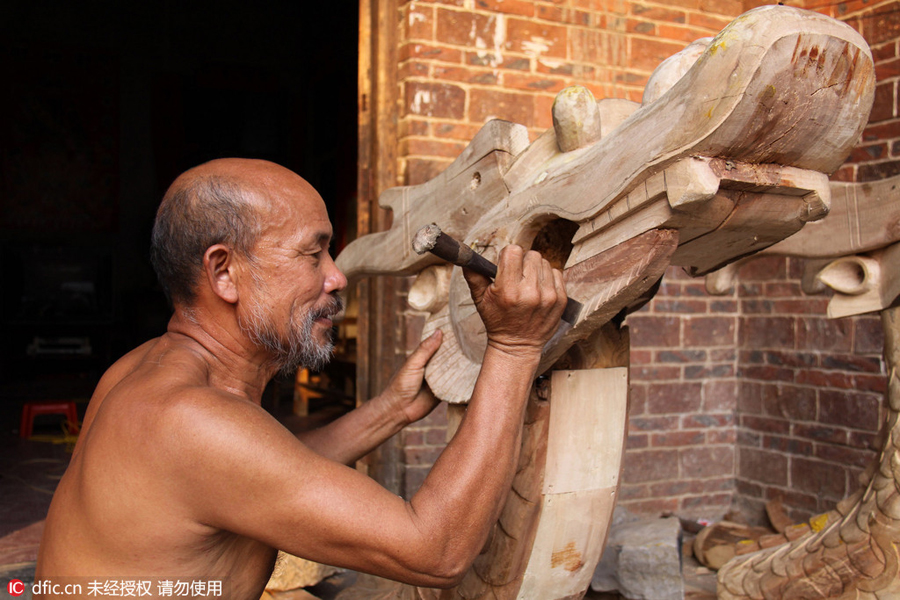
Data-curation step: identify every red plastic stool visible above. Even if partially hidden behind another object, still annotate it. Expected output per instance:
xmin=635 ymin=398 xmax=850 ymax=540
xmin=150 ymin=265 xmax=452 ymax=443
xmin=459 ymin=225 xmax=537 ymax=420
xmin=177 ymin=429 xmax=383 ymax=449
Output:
xmin=19 ymin=401 xmax=80 ymax=438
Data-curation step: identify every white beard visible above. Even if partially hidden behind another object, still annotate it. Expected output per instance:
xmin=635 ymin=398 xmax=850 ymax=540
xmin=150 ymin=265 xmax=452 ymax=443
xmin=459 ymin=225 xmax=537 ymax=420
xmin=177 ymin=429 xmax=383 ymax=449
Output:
xmin=241 ymin=293 xmax=342 ymax=375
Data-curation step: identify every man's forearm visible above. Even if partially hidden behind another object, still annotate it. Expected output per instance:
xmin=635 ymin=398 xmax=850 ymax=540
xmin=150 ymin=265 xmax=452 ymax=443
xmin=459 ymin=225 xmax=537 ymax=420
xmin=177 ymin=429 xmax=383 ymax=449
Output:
xmin=296 ymin=395 xmax=405 ymax=465
xmin=404 ymin=345 xmax=541 ymax=571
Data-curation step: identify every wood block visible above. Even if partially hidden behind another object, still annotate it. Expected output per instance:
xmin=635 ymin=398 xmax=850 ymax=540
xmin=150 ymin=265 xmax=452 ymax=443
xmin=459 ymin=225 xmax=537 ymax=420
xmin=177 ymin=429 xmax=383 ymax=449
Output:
xmin=519 ymin=488 xmax=618 ymax=599
xmin=693 ymin=521 xmax=772 ymax=569
xmin=266 ymin=552 xmax=339 ymax=592
xmin=543 ymin=368 xmax=628 ymax=495
xmin=765 ymin=499 xmax=793 ymax=534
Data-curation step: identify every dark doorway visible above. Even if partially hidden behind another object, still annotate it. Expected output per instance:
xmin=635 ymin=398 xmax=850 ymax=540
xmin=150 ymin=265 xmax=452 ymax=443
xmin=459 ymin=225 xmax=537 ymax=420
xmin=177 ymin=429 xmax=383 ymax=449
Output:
xmin=0 ymin=2 xmax=359 ymax=431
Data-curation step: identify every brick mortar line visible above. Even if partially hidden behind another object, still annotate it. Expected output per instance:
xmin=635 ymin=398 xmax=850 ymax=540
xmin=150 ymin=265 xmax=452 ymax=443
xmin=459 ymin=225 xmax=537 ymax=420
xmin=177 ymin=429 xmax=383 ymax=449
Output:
xmin=399 ymin=74 xmax=590 ymax=88
xmin=401 ymin=73 xmax=645 ymax=91
xmin=401 ymin=134 xmax=470 ymax=144
xmin=399 ymin=50 xmax=638 ymax=75
xmin=401 ymin=17 xmax=728 ymax=40
xmin=400 ymin=17 xmax=726 ymax=41
xmin=762 ymin=439 xmax=878 ymax=454
xmin=843 ymin=156 xmax=900 ymax=169
xmin=398 ymin=63 xmax=646 ymax=78
xmin=738 ymin=429 xmax=877 ymax=442
xmin=828 ymin=0 xmax=900 ymax=19
xmin=397 ymin=79 xmax=647 ymax=102
xmin=620 ymin=479 xmax=736 ymax=485
xmin=398 ymin=35 xmax=715 ymax=64
xmin=406 ymin=1 xmax=739 ymax=22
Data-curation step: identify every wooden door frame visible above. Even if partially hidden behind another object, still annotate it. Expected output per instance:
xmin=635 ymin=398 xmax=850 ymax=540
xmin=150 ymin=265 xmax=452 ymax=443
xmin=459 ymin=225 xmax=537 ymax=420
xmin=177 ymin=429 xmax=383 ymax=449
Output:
xmin=356 ymin=0 xmax=405 ymax=493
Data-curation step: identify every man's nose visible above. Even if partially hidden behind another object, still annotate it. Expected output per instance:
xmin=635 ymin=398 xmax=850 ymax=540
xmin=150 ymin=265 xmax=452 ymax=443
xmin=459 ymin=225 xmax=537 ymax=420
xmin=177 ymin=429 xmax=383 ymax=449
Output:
xmin=325 ymin=255 xmax=348 ymax=294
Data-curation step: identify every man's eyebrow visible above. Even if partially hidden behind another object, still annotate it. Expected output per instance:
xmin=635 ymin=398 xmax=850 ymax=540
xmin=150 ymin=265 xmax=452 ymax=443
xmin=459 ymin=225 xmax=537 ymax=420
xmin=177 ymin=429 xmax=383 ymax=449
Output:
xmin=303 ymin=231 xmax=333 ymax=250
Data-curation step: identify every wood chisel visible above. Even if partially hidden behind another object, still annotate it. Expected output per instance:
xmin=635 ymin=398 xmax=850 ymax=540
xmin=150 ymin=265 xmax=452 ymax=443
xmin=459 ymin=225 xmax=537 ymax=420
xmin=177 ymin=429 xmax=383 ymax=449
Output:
xmin=412 ymin=223 xmax=582 ymax=325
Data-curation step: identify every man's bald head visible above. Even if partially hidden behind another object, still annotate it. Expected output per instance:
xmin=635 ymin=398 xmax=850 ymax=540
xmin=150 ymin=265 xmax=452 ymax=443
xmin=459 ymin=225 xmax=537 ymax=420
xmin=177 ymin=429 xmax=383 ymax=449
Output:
xmin=150 ymin=158 xmax=301 ymax=305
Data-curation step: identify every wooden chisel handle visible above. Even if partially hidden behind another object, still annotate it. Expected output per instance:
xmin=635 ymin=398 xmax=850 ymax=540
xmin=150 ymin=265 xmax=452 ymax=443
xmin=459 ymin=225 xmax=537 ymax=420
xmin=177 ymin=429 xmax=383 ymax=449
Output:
xmin=412 ymin=223 xmax=582 ymax=325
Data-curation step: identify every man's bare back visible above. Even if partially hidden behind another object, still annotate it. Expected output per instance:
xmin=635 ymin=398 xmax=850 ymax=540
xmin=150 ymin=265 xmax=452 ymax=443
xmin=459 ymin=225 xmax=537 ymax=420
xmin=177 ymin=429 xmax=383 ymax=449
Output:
xmin=35 ymin=159 xmax=568 ymax=600
xmin=38 ymin=336 xmax=280 ymax=599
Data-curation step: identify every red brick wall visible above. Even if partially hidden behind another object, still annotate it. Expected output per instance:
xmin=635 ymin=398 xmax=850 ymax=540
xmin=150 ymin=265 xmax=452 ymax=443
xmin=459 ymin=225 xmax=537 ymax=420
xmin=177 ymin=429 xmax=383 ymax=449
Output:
xmin=626 ymin=254 xmax=886 ymax=522
xmin=622 ymin=268 xmax=740 ymax=516
xmin=397 ymin=0 xmax=740 ymax=187
xmin=390 ymin=0 xmax=896 ymax=526
xmin=624 ymin=231 xmax=890 ymax=518
xmin=829 ymin=0 xmax=900 ymax=182
xmin=732 ymin=256 xmax=885 ymax=522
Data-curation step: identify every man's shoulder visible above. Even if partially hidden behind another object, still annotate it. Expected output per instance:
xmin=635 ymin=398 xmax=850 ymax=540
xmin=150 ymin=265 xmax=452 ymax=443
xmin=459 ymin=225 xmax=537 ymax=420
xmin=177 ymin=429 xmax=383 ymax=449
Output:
xmin=162 ymin=382 xmax=260 ymax=420
xmin=156 ymin=380 xmax=280 ymax=447
xmin=93 ymin=340 xmax=264 ymax=434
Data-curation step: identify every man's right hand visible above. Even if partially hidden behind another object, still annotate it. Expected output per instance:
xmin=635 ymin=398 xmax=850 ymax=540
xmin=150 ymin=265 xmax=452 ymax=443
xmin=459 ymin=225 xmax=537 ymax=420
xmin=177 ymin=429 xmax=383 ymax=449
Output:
xmin=462 ymin=245 xmax=568 ymax=357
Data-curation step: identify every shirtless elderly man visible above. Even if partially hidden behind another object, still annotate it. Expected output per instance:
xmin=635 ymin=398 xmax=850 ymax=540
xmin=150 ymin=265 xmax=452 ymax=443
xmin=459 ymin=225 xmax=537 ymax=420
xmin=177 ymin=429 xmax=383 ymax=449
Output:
xmin=36 ymin=158 xmax=567 ymax=599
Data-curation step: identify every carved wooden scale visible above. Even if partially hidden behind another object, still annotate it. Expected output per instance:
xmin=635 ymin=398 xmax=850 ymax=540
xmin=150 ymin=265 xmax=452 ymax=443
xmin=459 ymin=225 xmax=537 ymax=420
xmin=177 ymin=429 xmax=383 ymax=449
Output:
xmin=335 ymin=6 xmax=875 ymax=598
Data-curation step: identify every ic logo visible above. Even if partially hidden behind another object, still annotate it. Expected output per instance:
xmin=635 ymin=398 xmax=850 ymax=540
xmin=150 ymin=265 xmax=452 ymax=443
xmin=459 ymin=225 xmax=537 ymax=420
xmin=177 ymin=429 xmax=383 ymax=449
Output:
xmin=7 ymin=579 xmax=25 ymax=597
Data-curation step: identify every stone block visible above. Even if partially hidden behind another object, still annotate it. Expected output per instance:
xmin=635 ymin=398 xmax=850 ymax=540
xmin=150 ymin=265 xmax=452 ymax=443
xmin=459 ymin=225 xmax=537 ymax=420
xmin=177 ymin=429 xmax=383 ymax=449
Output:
xmin=591 ymin=510 xmax=684 ymax=600
xmin=266 ymin=552 xmax=340 ymax=592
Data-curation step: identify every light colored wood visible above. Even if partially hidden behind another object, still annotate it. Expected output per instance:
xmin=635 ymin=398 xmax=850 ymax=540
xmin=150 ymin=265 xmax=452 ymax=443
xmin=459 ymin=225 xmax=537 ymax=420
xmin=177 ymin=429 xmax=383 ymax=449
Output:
xmin=440 ymin=342 xmax=630 ymax=599
xmin=542 ymin=368 xmax=627 ymax=495
xmin=597 ymin=98 xmax=640 ymax=138
xmin=521 ymin=489 xmax=618 ymax=599
xmin=707 ymin=173 xmax=900 ymax=298
xmin=568 ymin=157 xmax=830 ymax=276
xmin=265 ymin=552 xmax=339 ymax=592
xmin=421 ymin=229 xmax=676 ymax=404
xmin=815 ymin=255 xmax=881 ymax=296
xmin=465 ymin=385 xmax=551 ymax=593
xmin=553 ymin=86 xmax=603 ymax=152
xmin=766 ymin=173 xmax=900 ymax=258
xmin=338 ymin=120 xmax=530 ymax=285
xmin=693 ymin=522 xmax=772 ymax=570
xmin=815 ymin=242 xmax=900 ymax=318
xmin=407 ymin=265 xmax=451 ymax=314
xmin=706 ymin=173 xmax=900 ymax=315
xmin=642 ymin=37 xmax=712 ymax=104
xmin=518 ymin=368 xmax=628 ymax=599
xmin=501 ymin=4 xmax=870 ymax=254
xmin=340 ymin=4 xmax=873 ymax=285
xmin=765 ymin=499 xmax=793 ymax=534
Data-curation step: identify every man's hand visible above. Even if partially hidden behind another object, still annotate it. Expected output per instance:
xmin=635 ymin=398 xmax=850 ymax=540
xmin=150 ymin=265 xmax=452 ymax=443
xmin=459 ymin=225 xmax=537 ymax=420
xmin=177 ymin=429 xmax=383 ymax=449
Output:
xmin=379 ymin=330 xmax=443 ymax=425
xmin=463 ymin=245 xmax=567 ymax=357
xmin=296 ymin=330 xmax=442 ymax=464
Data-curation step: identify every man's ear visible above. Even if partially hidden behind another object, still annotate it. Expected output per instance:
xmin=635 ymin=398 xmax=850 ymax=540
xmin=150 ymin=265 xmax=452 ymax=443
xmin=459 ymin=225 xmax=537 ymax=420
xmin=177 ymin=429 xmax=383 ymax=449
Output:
xmin=203 ymin=244 xmax=240 ymax=304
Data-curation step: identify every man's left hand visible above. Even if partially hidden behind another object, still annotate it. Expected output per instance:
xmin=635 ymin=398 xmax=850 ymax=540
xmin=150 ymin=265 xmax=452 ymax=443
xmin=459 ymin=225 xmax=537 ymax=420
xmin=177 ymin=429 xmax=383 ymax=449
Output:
xmin=380 ymin=330 xmax=443 ymax=425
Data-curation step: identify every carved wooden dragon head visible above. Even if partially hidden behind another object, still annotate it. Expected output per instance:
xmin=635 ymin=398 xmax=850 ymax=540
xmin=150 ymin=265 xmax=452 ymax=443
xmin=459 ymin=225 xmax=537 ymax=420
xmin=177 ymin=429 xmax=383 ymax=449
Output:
xmin=336 ymin=5 xmax=875 ymax=404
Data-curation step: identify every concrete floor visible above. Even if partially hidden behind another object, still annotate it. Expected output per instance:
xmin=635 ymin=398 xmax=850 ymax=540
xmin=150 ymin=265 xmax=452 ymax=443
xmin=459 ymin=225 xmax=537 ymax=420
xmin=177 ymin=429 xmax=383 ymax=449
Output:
xmin=0 ymin=435 xmax=70 ymax=595
xmin=0 ymin=431 xmax=718 ymax=600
